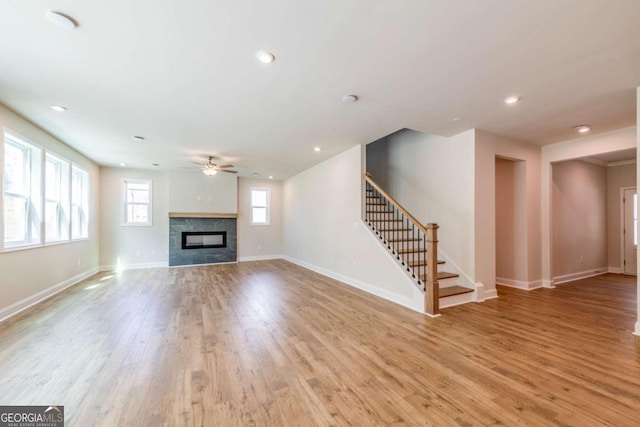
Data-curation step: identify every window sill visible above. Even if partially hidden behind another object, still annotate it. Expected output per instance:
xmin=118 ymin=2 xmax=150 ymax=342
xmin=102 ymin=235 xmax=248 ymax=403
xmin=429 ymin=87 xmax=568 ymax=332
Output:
xmin=2 ymin=243 xmax=43 ymax=253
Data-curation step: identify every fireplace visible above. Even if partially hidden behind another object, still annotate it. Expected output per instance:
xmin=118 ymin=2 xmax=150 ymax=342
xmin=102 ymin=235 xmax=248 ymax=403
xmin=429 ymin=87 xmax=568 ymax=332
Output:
xmin=169 ymin=213 xmax=237 ymax=266
xmin=182 ymin=231 xmax=226 ymax=249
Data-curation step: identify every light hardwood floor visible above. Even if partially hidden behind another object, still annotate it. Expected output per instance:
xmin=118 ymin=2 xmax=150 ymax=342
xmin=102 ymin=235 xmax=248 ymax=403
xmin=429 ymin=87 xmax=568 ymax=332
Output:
xmin=1 ymin=261 xmax=639 ymax=426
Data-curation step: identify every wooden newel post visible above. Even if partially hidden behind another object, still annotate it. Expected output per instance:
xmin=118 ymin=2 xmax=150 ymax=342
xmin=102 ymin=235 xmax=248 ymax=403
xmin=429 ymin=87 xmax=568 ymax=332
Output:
xmin=425 ymin=223 xmax=440 ymax=316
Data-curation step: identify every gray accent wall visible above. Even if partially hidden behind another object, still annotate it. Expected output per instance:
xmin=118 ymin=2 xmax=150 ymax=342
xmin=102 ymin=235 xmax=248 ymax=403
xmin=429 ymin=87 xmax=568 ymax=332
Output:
xmin=169 ymin=217 xmax=237 ymax=266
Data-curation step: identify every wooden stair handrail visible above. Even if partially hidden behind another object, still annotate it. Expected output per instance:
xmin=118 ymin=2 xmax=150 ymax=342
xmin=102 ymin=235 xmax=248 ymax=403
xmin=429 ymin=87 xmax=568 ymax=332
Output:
xmin=364 ymin=172 xmax=439 ymax=316
xmin=364 ymin=173 xmax=429 ymax=236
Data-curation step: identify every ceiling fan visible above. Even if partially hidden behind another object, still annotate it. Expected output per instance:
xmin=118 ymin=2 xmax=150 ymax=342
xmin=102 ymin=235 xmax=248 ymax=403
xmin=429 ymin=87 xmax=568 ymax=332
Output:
xmin=194 ymin=156 xmax=238 ymax=176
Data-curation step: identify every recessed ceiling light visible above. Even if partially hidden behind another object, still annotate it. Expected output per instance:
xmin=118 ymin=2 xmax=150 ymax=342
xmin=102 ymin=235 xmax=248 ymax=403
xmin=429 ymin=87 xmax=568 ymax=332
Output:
xmin=342 ymin=94 xmax=358 ymax=103
xmin=574 ymin=124 xmax=591 ymax=133
xmin=252 ymin=172 xmax=260 ymax=176
xmin=453 ymin=116 xmax=463 ymax=121
xmin=269 ymin=175 xmax=274 ymax=180
xmin=257 ymin=51 xmax=275 ymax=63
xmin=50 ymin=104 xmax=67 ymax=112
xmin=152 ymin=163 xmax=159 ymax=167
xmin=504 ymin=96 xmax=521 ymax=104
xmin=45 ymin=11 xmax=77 ymax=30
xmin=132 ymin=136 xmax=145 ymax=141
xmin=314 ymin=147 xmax=321 ymax=152
xmin=119 ymin=163 xmax=126 ymax=167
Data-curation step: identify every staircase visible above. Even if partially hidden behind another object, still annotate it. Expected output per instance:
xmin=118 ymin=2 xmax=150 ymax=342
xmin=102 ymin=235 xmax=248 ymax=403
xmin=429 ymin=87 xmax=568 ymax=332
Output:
xmin=363 ymin=173 xmax=473 ymax=315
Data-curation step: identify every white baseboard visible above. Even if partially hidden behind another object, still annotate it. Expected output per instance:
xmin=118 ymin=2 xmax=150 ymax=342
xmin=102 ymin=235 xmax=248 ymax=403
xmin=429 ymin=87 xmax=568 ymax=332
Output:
xmin=238 ymin=255 xmax=284 ymax=262
xmin=542 ymin=279 xmax=555 ymax=288
xmin=608 ymin=266 xmax=623 ymax=274
xmin=496 ymin=277 xmax=543 ymax=291
xmin=281 ymin=255 xmax=424 ymax=313
xmin=99 ymin=261 xmax=168 ymax=272
xmin=553 ymin=267 xmax=608 ymax=285
xmin=0 ymin=267 xmax=100 ymax=322
xmin=479 ymin=282 xmax=498 ymax=300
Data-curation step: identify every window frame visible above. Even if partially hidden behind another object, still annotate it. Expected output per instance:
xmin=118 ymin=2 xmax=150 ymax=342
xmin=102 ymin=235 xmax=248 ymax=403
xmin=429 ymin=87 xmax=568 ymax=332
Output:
xmin=250 ymin=187 xmax=271 ymax=226
xmin=44 ymin=151 xmax=71 ymax=244
xmin=71 ymin=164 xmax=90 ymax=241
xmin=2 ymin=131 xmax=43 ymax=251
xmin=122 ymin=178 xmax=153 ymax=227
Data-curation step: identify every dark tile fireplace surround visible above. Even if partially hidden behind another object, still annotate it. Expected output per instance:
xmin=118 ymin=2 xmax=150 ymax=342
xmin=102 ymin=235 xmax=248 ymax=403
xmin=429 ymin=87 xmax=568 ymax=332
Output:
xmin=169 ymin=213 xmax=237 ymax=267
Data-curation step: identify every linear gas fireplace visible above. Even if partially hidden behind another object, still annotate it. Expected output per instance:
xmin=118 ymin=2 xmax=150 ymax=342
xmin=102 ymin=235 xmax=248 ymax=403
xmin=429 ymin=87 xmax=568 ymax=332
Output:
xmin=169 ymin=213 xmax=237 ymax=267
xmin=182 ymin=231 xmax=226 ymax=249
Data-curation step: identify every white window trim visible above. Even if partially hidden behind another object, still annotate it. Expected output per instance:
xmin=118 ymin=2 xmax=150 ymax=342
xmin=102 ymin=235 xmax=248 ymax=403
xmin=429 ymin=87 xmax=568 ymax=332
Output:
xmin=250 ymin=187 xmax=271 ymax=226
xmin=122 ymin=178 xmax=153 ymax=227
xmin=71 ymin=164 xmax=90 ymax=241
xmin=1 ymin=127 xmax=92 ymax=252
xmin=2 ymin=130 xmax=43 ymax=251
xmin=44 ymin=151 xmax=71 ymax=245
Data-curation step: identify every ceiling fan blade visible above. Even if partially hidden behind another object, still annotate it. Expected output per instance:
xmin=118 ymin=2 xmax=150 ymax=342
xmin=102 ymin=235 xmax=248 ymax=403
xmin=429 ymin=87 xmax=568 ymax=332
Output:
xmin=219 ymin=170 xmax=238 ymax=174
xmin=191 ymin=161 xmax=204 ymax=166
xmin=217 ymin=164 xmax=234 ymax=169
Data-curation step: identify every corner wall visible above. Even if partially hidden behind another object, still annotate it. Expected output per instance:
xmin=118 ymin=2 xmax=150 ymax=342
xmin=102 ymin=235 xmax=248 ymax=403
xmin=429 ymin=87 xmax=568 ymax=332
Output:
xmin=283 ymin=145 xmax=424 ymax=312
xmin=475 ymin=130 xmax=542 ymax=294
xmin=0 ymin=104 xmax=100 ymax=321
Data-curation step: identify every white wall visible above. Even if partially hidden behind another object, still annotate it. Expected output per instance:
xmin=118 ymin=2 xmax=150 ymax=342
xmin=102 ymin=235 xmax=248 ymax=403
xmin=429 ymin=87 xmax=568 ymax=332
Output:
xmin=0 ymin=104 xmax=100 ymax=320
xmin=283 ymin=145 xmax=424 ymax=312
xmin=551 ymin=160 xmax=607 ymax=280
xmin=237 ymin=178 xmax=283 ymax=260
xmin=365 ymin=128 xmax=477 ymax=284
xmin=606 ymin=163 xmax=636 ymax=271
xmin=99 ymin=167 xmax=169 ymax=269
xmin=542 ymin=126 xmax=636 ymax=286
xmin=169 ymin=171 xmax=237 ymax=213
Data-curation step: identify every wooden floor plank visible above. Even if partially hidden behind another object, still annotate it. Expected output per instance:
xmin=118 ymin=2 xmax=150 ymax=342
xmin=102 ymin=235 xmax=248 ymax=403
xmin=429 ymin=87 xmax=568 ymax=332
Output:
xmin=1 ymin=261 xmax=639 ymax=425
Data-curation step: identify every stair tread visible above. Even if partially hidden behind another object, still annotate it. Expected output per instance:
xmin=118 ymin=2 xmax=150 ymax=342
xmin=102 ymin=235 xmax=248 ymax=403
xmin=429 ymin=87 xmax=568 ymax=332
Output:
xmin=386 ymin=237 xmax=421 ymax=242
xmin=408 ymin=259 xmax=445 ymax=266
xmin=395 ymin=248 xmax=425 ymax=254
xmin=366 ymin=211 xmax=394 ymax=214
xmin=368 ymin=218 xmax=403 ymax=222
xmin=421 ymin=271 xmax=460 ymax=281
xmin=439 ymin=285 xmax=474 ymax=298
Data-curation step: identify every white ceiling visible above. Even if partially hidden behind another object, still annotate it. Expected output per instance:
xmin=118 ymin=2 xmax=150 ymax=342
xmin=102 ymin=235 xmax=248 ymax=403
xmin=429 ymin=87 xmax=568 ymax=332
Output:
xmin=1 ymin=0 xmax=639 ymax=178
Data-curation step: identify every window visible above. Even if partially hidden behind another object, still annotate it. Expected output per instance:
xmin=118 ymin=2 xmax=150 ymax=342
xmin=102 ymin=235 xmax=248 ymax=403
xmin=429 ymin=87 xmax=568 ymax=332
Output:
xmin=45 ymin=153 xmax=70 ymax=243
xmin=3 ymin=133 xmax=42 ymax=248
xmin=123 ymin=179 xmax=152 ymax=226
xmin=71 ymin=165 xmax=89 ymax=239
xmin=250 ymin=188 xmax=270 ymax=225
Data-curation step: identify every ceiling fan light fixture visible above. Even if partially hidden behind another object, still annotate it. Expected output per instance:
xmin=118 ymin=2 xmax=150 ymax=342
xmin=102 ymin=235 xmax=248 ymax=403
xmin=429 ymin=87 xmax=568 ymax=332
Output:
xmin=203 ymin=167 xmax=218 ymax=176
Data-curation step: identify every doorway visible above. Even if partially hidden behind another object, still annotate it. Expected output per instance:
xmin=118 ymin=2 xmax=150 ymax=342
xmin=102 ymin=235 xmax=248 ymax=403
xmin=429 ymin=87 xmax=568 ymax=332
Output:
xmin=622 ymin=187 xmax=637 ymax=275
